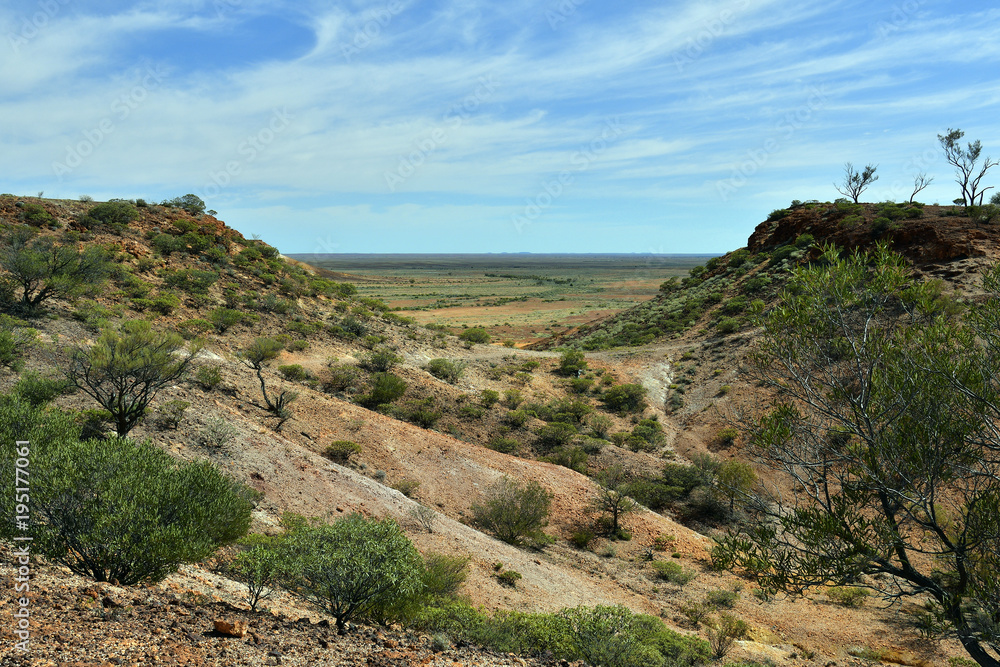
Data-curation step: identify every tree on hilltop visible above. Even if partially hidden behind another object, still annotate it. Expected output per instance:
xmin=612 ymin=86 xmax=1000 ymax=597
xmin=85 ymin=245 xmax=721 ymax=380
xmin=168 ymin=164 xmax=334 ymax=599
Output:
xmin=833 ymin=162 xmax=878 ymax=203
xmin=939 ymin=128 xmax=998 ymax=206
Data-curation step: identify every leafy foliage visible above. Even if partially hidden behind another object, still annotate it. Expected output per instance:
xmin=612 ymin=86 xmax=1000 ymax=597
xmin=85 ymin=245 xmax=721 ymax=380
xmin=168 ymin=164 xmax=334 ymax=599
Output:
xmin=472 ymin=476 xmax=552 ymax=547
xmin=66 ymin=320 xmax=199 ymax=437
xmin=0 ymin=228 xmax=111 ymax=314
xmin=0 ymin=406 xmax=254 ymax=585
xmin=278 ymin=515 xmax=423 ymax=633
xmin=716 ymin=245 xmax=1000 ymax=666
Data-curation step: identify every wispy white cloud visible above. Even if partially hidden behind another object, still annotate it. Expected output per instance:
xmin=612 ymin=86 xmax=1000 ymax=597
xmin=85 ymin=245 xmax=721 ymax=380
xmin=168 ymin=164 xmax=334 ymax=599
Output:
xmin=1 ymin=0 xmax=998 ymax=252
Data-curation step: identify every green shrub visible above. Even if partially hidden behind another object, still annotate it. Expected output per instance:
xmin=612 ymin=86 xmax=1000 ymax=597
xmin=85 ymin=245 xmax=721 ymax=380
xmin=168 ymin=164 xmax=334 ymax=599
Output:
xmin=277 ymin=514 xmax=423 ymax=633
xmin=228 ymin=537 xmax=282 ymax=611
xmin=153 ymin=399 xmax=190 ymax=430
xmin=151 ymin=233 xmax=186 ymax=256
xmin=487 ymin=437 xmax=521 ymax=455
xmin=716 ymin=317 xmax=739 ymax=335
xmin=706 ymin=613 xmax=748 ymax=659
xmin=21 ymin=203 xmax=56 ymax=227
xmin=278 ymin=364 xmax=309 ymax=382
xmin=504 ymin=409 xmax=530 ymax=428
xmin=503 ymin=388 xmax=523 ymax=408
xmin=12 ymin=371 xmax=70 ymax=406
xmin=163 ymin=194 xmax=206 ymax=215
xmin=602 ymin=383 xmax=648 ymax=414
xmin=651 ymin=560 xmax=695 ymax=586
xmin=472 ymin=476 xmax=551 ymax=547
xmin=210 ymin=307 xmax=244 ymax=333
xmin=356 ymin=372 xmax=407 ymax=409
xmin=393 ymin=478 xmax=421 ymax=497
xmin=569 ymin=527 xmax=595 ymax=549
xmin=871 ymin=216 xmax=893 ymax=236
xmin=827 ymin=586 xmax=869 ymax=607
xmin=705 ymin=588 xmax=739 ymax=608
xmin=496 ymin=568 xmax=522 ymax=587
xmin=0 ymin=426 xmax=255 ymax=585
xmin=322 ymin=364 xmax=360 ymax=392
xmin=194 ymin=365 xmax=222 ymax=390
xmin=177 ymin=318 xmax=212 ymax=339
xmin=540 ymin=446 xmax=588 ymax=473
xmin=480 ymin=389 xmax=500 ymax=408
xmin=459 ymin=327 xmax=490 ymax=344
xmin=558 ymin=349 xmax=587 ymax=376
xmin=400 ymin=398 xmax=442 ymax=428
xmin=160 ymin=268 xmax=218 ymax=295
xmin=426 ymin=358 xmax=466 ymax=383
xmin=324 ymin=440 xmax=362 ymax=462
xmin=421 ymin=553 xmax=470 ymax=599
xmin=81 ymin=201 xmax=139 ymax=231
xmin=631 ymin=419 xmax=665 ymax=450
xmin=0 ymin=317 xmax=36 ymax=372
xmin=535 ymin=421 xmax=578 ymax=450
xmin=361 ymin=348 xmax=402 ymax=372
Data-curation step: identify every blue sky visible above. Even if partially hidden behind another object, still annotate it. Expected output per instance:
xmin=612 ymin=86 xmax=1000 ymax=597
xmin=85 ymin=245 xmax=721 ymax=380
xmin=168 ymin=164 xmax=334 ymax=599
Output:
xmin=2 ymin=1 xmax=999 ymax=254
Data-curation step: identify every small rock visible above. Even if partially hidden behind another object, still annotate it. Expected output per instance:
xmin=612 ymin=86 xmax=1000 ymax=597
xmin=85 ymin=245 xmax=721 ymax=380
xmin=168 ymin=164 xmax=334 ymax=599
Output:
xmin=213 ymin=619 xmax=248 ymax=638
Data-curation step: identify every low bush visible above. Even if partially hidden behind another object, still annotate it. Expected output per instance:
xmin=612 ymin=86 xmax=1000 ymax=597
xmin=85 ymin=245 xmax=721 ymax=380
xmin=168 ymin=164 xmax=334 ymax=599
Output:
xmin=827 ymin=586 xmax=869 ymax=607
xmin=194 ymin=365 xmax=222 ymax=390
xmin=210 ymin=307 xmax=244 ymax=333
xmin=322 ymin=363 xmax=360 ymax=392
xmin=651 ymin=560 xmax=696 ymax=586
xmin=459 ymin=327 xmax=490 ymax=344
xmin=278 ymin=364 xmax=309 ymax=382
xmin=324 ymin=440 xmax=361 ymax=462
xmin=0 ymin=412 xmax=254 ymax=585
xmin=602 ymin=383 xmax=648 ymax=414
xmin=472 ymin=477 xmax=551 ymax=547
xmin=361 ymin=348 xmax=402 ymax=372
xmin=12 ymin=371 xmax=70 ymax=406
xmin=355 ymin=373 xmax=407 ymax=409
xmin=153 ymin=399 xmax=190 ymax=430
xmin=487 ymin=437 xmax=521 ymax=455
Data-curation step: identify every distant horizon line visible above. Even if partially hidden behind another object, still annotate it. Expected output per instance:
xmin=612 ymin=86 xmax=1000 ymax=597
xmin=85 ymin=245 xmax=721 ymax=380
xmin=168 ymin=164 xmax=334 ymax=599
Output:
xmin=286 ymin=251 xmax=723 ymax=257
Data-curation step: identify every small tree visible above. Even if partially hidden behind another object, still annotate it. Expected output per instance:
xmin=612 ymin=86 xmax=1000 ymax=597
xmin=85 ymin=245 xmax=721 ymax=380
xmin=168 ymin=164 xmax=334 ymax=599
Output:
xmin=66 ymin=320 xmax=199 ymax=437
xmin=240 ymin=336 xmax=297 ymax=429
xmin=833 ymin=162 xmax=879 ymax=204
xmin=278 ymin=515 xmax=423 ymax=634
xmin=592 ymin=465 xmax=638 ymax=538
xmin=228 ymin=536 xmax=283 ymax=612
xmin=910 ymin=172 xmax=934 ymax=203
xmin=0 ymin=228 xmax=111 ymax=314
xmin=939 ymin=128 xmax=998 ymax=206
xmin=472 ymin=476 xmax=552 ymax=547
xmin=713 ymin=459 xmax=757 ymax=514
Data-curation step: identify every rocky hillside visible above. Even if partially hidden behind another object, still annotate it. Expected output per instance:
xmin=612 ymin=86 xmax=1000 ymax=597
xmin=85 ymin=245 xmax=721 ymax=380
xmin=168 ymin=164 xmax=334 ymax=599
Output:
xmin=0 ymin=195 xmax=984 ymax=666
